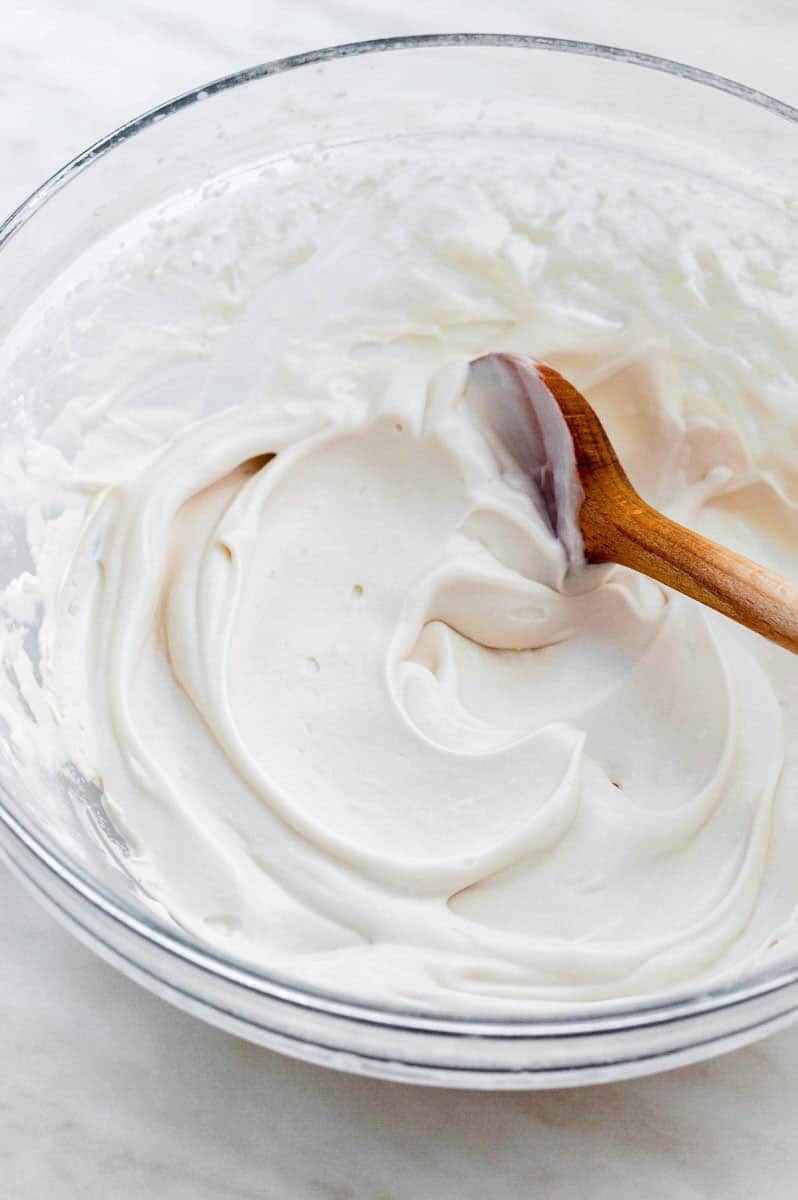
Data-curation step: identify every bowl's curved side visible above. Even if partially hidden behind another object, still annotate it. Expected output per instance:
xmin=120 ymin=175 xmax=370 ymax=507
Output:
xmin=4 ymin=813 xmax=798 ymax=1088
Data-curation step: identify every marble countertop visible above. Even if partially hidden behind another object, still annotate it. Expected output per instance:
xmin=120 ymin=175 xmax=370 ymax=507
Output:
xmin=2 ymin=3 xmax=798 ymax=1196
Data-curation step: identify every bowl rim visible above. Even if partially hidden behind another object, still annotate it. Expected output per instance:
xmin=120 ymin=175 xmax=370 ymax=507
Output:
xmin=2 ymin=31 xmax=798 ymax=1037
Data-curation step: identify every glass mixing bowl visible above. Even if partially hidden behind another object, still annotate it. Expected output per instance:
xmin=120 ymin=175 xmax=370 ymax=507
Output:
xmin=1 ymin=34 xmax=798 ymax=1089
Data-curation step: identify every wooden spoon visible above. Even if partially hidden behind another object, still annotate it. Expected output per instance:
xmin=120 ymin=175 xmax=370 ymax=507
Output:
xmin=535 ymin=361 xmax=798 ymax=653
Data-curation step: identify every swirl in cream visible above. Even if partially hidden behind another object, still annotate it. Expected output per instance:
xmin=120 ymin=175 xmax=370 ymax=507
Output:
xmin=54 ymin=355 xmax=784 ymax=1007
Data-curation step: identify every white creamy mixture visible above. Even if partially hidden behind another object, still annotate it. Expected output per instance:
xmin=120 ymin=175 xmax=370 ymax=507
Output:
xmin=5 ymin=141 xmax=798 ymax=1010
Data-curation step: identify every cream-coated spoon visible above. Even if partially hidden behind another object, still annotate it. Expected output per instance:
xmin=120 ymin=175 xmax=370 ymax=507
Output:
xmin=476 ymin=353 xmax=798 ymax=654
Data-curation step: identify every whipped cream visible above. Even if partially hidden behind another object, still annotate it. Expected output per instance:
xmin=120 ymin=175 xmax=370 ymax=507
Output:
xmin=6 ymin=139 xmax=798 ymax=1011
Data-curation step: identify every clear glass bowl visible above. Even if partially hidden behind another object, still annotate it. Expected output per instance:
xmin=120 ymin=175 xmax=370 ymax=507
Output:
xmin=1 ymin=34 xmax=798 ymax=1089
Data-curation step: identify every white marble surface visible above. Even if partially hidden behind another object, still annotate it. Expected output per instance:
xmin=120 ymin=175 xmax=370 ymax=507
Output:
xmin=2 ymin=2 xmax=798 ymax=1196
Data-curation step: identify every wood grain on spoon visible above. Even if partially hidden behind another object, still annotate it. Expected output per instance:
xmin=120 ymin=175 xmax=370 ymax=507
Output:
xmin=537 ymin=362 xmax=798 ymax=654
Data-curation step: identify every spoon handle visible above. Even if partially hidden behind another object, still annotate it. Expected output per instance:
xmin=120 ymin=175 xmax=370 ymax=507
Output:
xmin=602 ymin=499 xmax=798 ymax=653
